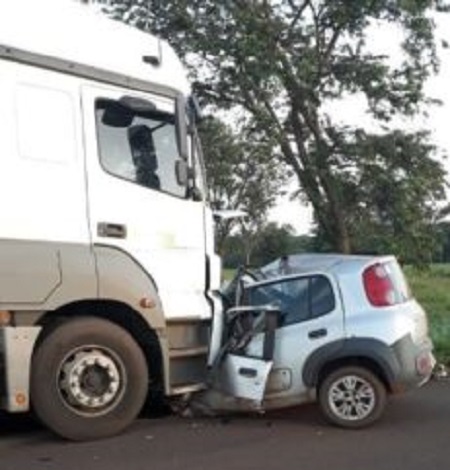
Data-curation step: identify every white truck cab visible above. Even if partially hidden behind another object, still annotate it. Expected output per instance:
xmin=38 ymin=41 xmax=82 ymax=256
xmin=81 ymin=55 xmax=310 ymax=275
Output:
xmin=0 ymin=0 xmax=222 ymax=440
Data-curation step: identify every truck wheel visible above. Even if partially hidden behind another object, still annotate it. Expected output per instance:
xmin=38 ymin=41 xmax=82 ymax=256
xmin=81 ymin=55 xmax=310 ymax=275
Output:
xmin=318 ymin=366 xmax=387 ymax=429
xmin=30 ymin=317 xmax=149 ymax=441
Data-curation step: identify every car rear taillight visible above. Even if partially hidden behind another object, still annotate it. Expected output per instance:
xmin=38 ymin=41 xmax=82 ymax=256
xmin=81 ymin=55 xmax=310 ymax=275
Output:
xmin=363 ymin=263 xmax=396 ymax=307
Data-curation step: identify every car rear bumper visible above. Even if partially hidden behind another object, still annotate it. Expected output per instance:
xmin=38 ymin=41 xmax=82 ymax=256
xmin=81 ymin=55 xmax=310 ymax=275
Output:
xmin=390 ymin=334 xmax=435 ymax=392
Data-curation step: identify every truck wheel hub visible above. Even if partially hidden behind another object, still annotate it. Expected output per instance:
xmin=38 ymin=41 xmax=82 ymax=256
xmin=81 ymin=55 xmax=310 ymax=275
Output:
xmin=60 ymin=349 xmax=122 ymax=411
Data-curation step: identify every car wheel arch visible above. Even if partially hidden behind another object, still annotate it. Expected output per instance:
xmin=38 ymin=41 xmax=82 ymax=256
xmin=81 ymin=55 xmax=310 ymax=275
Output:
xmin=302 ymin=338 xmax=401 ymax=393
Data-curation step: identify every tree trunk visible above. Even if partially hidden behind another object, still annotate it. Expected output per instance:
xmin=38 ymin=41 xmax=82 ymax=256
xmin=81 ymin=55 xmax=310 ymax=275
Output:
xmin=336 ymin=229 xmax=352 ymax=254
xmin=327 ymin=206 xmax=352 ymax=254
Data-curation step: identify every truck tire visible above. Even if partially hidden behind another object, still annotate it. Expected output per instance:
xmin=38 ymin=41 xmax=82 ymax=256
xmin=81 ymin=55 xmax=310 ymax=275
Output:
xmin=318 ymin=366 xmax=387 ymax=429
xmin=30 ymin=317 xmax=149 ymax=441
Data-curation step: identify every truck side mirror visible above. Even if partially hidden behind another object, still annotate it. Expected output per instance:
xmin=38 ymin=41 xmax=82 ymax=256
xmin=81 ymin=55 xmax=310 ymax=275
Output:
xmin=175 ymin=159 xmax=188 ymax=187
xmin=175 ymin=94 xmax=188 ymax=161
xmin=176 ymin=160 xmax=204 ymax=201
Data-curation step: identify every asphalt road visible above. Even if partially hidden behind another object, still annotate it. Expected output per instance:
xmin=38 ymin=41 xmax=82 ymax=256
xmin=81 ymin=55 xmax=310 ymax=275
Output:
xmin=1 ymin=380 xmax=449 ymax=470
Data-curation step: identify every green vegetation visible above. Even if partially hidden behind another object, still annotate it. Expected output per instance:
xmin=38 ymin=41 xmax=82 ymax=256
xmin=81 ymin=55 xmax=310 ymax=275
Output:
xmin=222 ymin=269 xmax=235 ymax=283
xmin=407 ymin=265 xmax=450 ymax=365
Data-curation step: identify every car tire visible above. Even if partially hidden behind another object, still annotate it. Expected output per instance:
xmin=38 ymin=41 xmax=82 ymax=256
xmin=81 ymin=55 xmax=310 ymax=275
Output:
xmin=318 ymin=365 xmax=387 ymax=428
xmin=31 ymin=317 xmax=149 ymax=441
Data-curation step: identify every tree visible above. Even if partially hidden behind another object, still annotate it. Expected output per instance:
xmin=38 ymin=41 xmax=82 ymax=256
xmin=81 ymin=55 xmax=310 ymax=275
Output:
xmin=313 ymin=128 xmax=444 ymax=264
xmin=199 ymin=117 xmax=286 ymax=255
xmin=98 ymin=0 xmax=448 ymax=261
xmin=251 ymin=222 xmax=296 ymax=266
xmin=100 ymin=0 xmax=152 ymax=29
xmin=93 ymin=1 xmax=289 ymax=254
xmin=222 ymin=222 xmax=311 ymax=268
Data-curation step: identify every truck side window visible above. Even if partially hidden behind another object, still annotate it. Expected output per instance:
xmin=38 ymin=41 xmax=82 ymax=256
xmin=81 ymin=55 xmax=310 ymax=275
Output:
xmin=95 ymin=99 xmax=186 ymax=198
xmin=245 ymin=275 xmax=335 ymax=327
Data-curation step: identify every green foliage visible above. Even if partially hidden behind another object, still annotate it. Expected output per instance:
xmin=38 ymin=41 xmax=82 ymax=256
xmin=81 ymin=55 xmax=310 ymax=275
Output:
xmin=100 ymin=0 xmax=152 ymax=30
xmin=328 ymin=129 xmax=445 ymax=264
xmin=406 ymin=265 xmax=450 ymax=364
xmin=222 ymin=222 xmax=315 ymax=268
xmin=433 ymin=222 xmax=450 ymax=263
xmin=199 ymin=117 xmax=286 ymax=253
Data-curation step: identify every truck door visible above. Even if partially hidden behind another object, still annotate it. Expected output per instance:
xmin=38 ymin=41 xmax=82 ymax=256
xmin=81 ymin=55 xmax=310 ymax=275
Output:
xmin=81 ymin=85 xmax=210 ymax=319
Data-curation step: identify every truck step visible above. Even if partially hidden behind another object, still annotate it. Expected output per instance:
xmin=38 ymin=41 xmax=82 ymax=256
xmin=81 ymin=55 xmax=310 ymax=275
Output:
xmin=169 ymin=346 xmax=209 ymax=359
xmin=170 ymin=382 xmax=207 ymax=396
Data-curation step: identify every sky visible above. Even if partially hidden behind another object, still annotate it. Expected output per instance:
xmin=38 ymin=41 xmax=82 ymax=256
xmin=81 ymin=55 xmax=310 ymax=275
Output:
xmin=269 ymin=14 xmax=450 ymax=235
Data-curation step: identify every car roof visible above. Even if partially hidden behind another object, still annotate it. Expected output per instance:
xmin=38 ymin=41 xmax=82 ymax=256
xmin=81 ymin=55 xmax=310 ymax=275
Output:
xmin=260 ymin=253 xmax=394 ymax=278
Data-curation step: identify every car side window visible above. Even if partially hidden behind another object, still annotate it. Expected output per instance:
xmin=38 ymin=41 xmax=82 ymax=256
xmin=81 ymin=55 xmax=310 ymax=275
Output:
xmin=95 ymin=99 xmax=186 ymax=198
xmin=245 ymin=275 xmax=335 ymax=327
xmin=310 ymin=275 xmax=335 ymax=318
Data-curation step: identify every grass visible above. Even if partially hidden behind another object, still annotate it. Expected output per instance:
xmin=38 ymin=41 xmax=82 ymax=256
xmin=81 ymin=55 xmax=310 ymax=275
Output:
xmin=222 ymin=265 xmax=450 ymax=365
xmin=222 ymin=269 xmax=236 ymax=282
xmin=406 ymin=265 xmax=450 ymax=366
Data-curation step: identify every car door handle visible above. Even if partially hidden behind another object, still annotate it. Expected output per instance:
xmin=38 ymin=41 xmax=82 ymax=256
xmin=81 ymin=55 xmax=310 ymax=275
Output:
xmin=97 ymin=222 xmax=127 ymax=239
xmin=238 ymin=367 xmax=257 ymax=378
xmin=308 ymin=328 xmax=327 ymax=339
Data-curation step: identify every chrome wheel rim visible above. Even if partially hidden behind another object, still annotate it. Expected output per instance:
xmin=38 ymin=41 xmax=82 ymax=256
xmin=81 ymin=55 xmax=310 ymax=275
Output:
xmin=58 ymin=346 xmax=126 ymax=416
xmin=328 ymin=374 xmax=376 ymax=421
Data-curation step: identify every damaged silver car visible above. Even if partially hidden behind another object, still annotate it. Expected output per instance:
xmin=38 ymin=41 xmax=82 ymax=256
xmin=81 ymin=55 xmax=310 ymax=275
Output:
xmin=199 ymin=254 xmax=435 ymax=428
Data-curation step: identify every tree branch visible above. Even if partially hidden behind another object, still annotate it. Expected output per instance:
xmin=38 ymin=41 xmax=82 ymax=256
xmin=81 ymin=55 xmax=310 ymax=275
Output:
xmin=285 ymin=0 xmax=310 ymax=41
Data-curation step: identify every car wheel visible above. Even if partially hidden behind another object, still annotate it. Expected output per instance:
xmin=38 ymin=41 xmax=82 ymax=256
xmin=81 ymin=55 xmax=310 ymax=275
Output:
xmin=318 ymin=366 xmax=387 ymax=428
xmin=31 ymin=317 xmax=148 ymax=441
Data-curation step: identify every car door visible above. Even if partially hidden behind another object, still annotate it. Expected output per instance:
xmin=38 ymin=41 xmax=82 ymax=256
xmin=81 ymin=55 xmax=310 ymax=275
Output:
xmin=216 ymin=305 xmax=279 ymax=403
xmin=241 ymin=274 xmax=345 ymax=400
xmin=81 ymin=84 xmax=210 ymax=319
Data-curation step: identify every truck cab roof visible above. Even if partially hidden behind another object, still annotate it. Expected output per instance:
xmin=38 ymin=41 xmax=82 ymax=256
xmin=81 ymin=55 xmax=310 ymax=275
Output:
xmin=0 ymin=0 xmax=190 ymax=96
